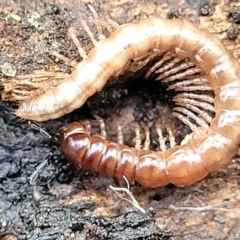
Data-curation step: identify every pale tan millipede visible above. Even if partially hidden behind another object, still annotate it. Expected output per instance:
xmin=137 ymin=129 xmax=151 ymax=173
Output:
xmin=16 ymin=17 xmax=240 ymax=187
xmin=16 ymin=17 xmax=225 ymax=122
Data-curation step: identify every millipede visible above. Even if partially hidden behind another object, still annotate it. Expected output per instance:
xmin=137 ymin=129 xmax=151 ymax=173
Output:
xmin=16 ymin=17 xmax=240 ymax=187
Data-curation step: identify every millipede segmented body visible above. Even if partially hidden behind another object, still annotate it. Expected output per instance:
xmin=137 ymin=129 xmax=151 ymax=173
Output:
xmin=17 ymin=17 xmax=240 ymax=187
xmin=16 ymin=17 xmax=230 ymax=122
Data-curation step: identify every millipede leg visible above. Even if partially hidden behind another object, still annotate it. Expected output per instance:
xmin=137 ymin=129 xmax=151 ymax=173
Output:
xmin=116 ymin=120 xmax=124 ymax=145
xmin=81 ymin=19 xmax=98 ymax=46
xmin=105 ymin=19 xmax=120 ymax=30
xmin=134 ymin=122 xmax=142 ymax=149
xmin=12 ymin=88 xmax=49 ymax=101
xmin=155 ymin=123 xmax=166 ymax=151
xmin=174 ymin=93 xmax=214 ymax=104
xmin=166 ymin=125 xmax=176 ymax=148
xmin=94 ymin=115 xmax=107 ymax=138
xmin=28 ymin=121 xmax=57 ymax=142
xmin=177 ymin=102 xmax=213 ymax=123
xmin=145 ymin=52 xmax=175 ymax=77
xmin=142 ymin=123 xmax=150 ymax=150
xmin=49 ymin=50 xmax=78 ymax=67
xmin=15 ymin=71 xmax=69 ymax=92
xmin=173 ymin=97 xmax=215 ymax=112
xmin=169 ymin=84 xmax=213 ymax=92
xmin=115 ymin=49 xmax=156 ymax=76
xmin=173 ymin=106 xmax=209 ymax=130
xmin=128 ymin=52 xmax=158 ymax=73
xmin=30 ymin=71 xmax=70 ymax=79
xmin=160 ymin=67 xmax=202 ymax=82
xmin=93 ymin=18 xmax=120 ymax=39
xmin=37 ymin=72 xmax=69 ymax=83
xmin=68 ymin=27 xmax=88 ymax=60
xmin=86 ymin=3 xmax=119 ymax=38
xmin=167 ymin=78 xmax=209 ymax=91
xmin=157 ymin=65 xmax=201 ymax=81
xmin=9 ymin=71 xmax=68 ymax=101
xmin=154 ymin=56 xmax=182 ymax=74
xmin=172 ymin=112 xmax=197 ymax=132
xmin=86 ymin=3 xmax=105 ymax=40
xmin=83 ymin=120 xmax=91 ymax=134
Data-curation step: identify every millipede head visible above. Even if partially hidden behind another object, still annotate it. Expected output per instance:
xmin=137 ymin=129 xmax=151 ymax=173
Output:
xmin=60 ymin=122 xmax=91 ymax=166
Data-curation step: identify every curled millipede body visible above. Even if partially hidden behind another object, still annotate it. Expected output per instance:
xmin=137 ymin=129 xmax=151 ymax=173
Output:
xmin=16 ymin=17 xmax=237 ymax=122
xmin=17 ymin=18 xmax=240 ymax=187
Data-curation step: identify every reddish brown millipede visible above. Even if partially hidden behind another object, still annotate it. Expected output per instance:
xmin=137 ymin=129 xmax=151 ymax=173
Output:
xmin=16 ymin=17 xmax=240 ymax=187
